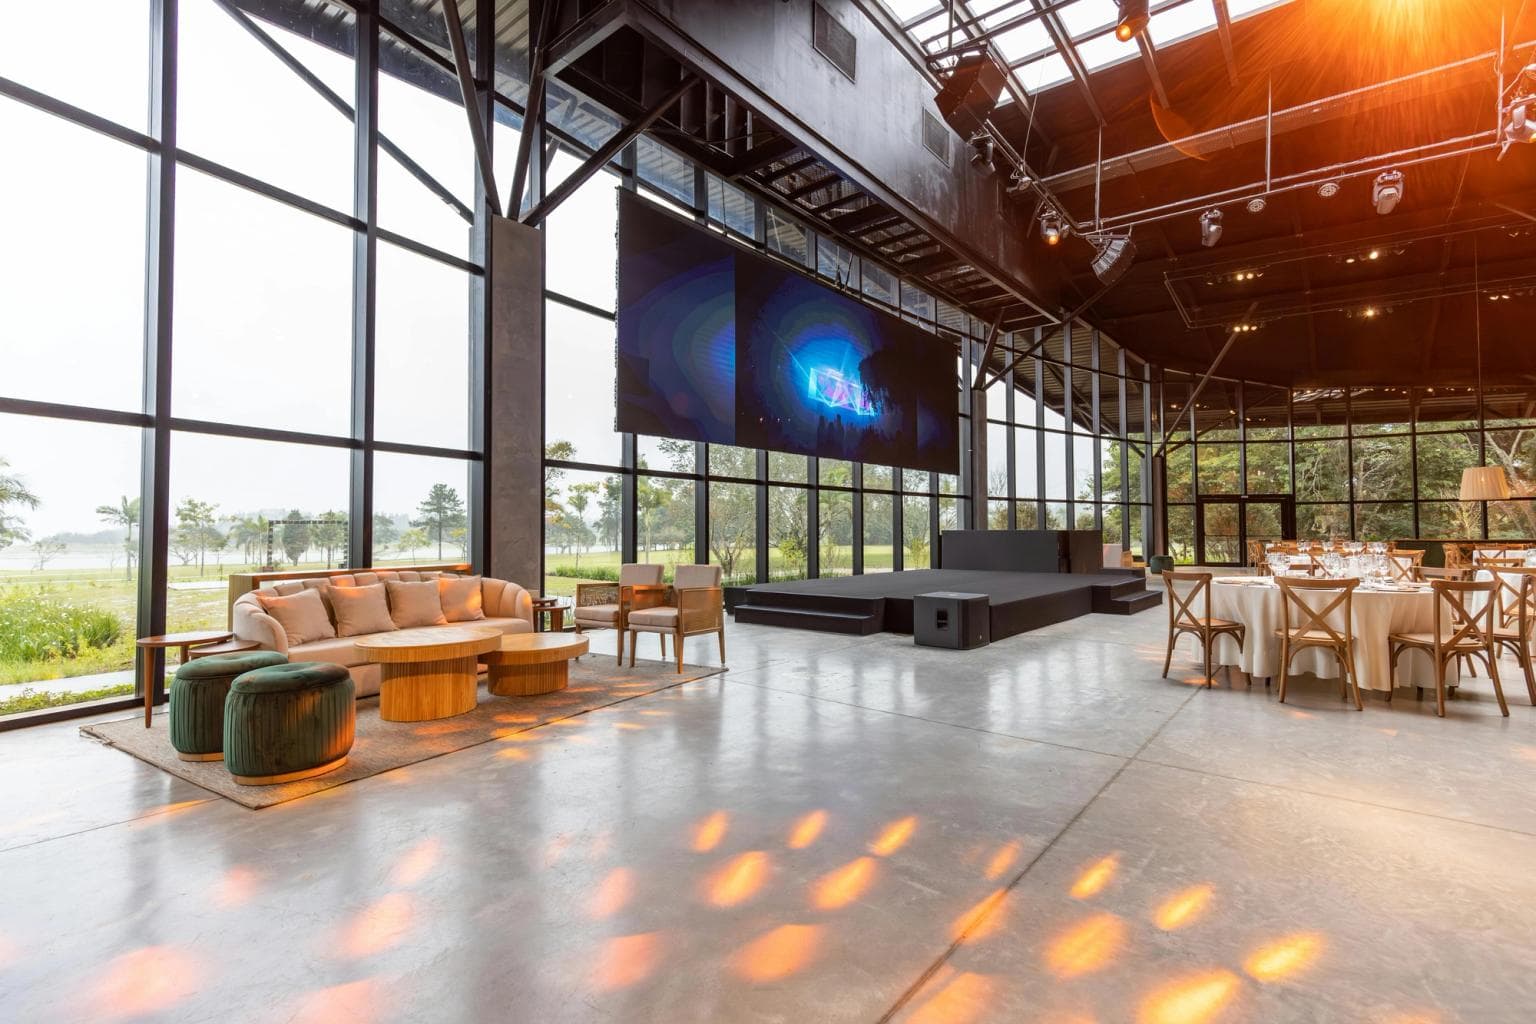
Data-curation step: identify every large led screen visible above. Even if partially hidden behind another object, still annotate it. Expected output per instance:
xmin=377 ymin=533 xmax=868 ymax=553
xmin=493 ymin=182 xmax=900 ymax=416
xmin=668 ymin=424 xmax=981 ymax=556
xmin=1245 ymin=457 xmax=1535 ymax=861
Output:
xmin=616 ymin=191 xmax=958 ymax=474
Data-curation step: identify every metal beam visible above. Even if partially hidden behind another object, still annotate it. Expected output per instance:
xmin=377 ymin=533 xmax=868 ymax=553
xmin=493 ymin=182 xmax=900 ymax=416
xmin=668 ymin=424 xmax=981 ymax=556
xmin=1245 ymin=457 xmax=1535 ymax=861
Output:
xmin=441 ymin=0 xmax=502 ymax=217
xmin=762 ymin=155 xmax=818 ymax=183
xmin=1031 ymin=1 xmax=1104 ymax=125
xmin=970 ymin=307 xmax=1005 ymax=390
xmin=1155 ymin=303 xmax=1258 ymax=458
xmin=1135 ymin=33 xmax=1171 ymax=109
xmin=723 ymin=135 xmax=799 ymax=176
xmin=543 ymin=0 xmax=628 ymax=76
xmin=523 ymin=74 xmax=698 ymax=225
xmin=1212 ymin=0 xmax=1239 ymax=86
xmin=510 ymin=0 xmax=560 ymax=217
xmin=786 ymin=174 xmax=840 ymax=202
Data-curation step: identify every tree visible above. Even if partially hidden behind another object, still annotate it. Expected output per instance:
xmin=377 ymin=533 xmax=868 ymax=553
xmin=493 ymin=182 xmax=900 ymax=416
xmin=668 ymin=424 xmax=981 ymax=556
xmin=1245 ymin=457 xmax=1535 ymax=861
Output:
xmin=312 ymin=511 xmax=348 ymax=568
xmin=280 ymin=510 xmax=311 ymax=567
xmin=372 ymin=513 xmax=400 ymax=552
xmin=228 ymin=516 xmax=269 ymax=567
xmin=0 ymin=456 xmax=40 ymax=551
xmin=413 ymin=484 xmax=466 ymax=559
xmin=397 ymin=526 xmax=429 ymax=560
xmin=173 ymin=498 xmax=223 ymax=575
xmin=565 ymin=482 xmax=600 ymax=566
xmin=32 ymin=536 xmax=66 ymax=571
xmin=95 ymin=495 xmax=140 ymax=579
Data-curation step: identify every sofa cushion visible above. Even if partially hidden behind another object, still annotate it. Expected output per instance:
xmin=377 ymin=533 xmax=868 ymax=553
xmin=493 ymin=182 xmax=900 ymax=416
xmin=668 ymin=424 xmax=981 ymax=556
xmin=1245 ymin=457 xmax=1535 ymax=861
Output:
xmin=439 ymin=575 xmax=485 ymax=622
xmin=289 ymin=635 xmax=371 ymax=669
xmin=575 ymin=603 xmax=620 ymax=625
xmin=619 ymin=563 xmax=664 ymax=586
xmin=329 ymin=583 xmax=396 ymax=637
xmin=675 ymin=564 xmax=722 ymax=589
xmin=352 ymin=572 xmax=380 ymax=587
xmin=479 ymin=616 xmax=533 ymax=636
xmin=255 ymin=589 xmax=336 ymax=647
xmin=628 ymin=606 xmax=679 ymax=627
xmin=270 ymin=581 xmax=305 ymax=597
xmin=387 ymin=579 xmax=446 ymax=629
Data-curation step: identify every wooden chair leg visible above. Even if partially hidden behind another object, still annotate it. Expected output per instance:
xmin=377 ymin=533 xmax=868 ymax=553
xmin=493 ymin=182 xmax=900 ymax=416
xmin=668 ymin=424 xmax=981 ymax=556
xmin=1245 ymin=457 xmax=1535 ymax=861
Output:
xmin=1277 ymin=642 xmax=1291 ymax=704
xmin=1204 ymin=635 xmax=1214 ymax=688
xmin=1435 ymin=654 xmax=1448 ymax=718
xmin=717 ymin=627 xmax=726 ymax=664
xmin=659 ymin=633 xmax=666 ymax=658
xmin=1519 ymin=641 xmax=1536 ymax=705
xmin=1344 ymin=650 xmax=1363 ymax=712
xmin=628 ymin=630 xmax=637 ymax=668
xmin=616 ymin=628 xmax=625 ymax=664
xmin=675 ymin=629 xmax=684 ymax=673
xmin=1487 ymin=649 xmax=1510 ymax=717
xmin=1162 ymin=633 xmax=1175 ymax=679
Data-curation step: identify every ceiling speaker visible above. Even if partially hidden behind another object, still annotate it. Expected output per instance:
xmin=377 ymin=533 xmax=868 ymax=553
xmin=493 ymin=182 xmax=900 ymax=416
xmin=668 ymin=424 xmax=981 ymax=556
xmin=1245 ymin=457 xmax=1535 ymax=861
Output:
xmin=935 ymin=53 xmax=1008 ymax=139
xmin=1091 ymin=235 xmax=1137 ymax=286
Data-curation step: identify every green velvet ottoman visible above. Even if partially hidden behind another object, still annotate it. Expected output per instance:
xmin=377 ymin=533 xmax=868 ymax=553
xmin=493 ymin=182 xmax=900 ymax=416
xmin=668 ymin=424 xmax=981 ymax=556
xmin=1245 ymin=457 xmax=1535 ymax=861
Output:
xmin=169 ymin=651 xmax=288 ymax=762
xmin=224 ymin=662 xmax=355 ymax=786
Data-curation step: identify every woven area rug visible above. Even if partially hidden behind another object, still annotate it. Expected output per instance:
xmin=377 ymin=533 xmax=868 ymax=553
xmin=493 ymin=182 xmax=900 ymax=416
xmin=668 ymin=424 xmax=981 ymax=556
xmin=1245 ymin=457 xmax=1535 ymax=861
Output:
xmin=82 ymin=658 xmax=725 ymax=809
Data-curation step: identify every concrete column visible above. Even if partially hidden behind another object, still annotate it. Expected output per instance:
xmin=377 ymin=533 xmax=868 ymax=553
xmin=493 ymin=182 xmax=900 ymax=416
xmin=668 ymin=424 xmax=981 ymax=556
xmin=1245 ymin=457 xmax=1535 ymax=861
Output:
xmin=487 ymin=215 xmax=544 ymax=590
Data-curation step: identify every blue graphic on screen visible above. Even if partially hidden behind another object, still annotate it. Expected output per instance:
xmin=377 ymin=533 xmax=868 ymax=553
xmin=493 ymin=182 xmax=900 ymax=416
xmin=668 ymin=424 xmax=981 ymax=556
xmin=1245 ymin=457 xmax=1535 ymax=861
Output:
xmin=615 ymin=191 xmax=958 ymax=474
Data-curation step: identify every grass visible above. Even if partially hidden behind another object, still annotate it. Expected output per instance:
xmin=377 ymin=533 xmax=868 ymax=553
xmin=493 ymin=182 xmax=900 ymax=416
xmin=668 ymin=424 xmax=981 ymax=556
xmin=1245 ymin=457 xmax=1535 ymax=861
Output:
xmin=0 ymin=681 xmax=135 ymax=717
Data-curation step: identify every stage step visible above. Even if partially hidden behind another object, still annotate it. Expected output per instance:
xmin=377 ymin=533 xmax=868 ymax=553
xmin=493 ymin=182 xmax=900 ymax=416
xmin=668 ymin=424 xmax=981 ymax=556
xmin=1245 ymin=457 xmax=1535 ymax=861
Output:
xmin=1101 ymin=590 xmax=1162 ymax=615
xmin=733 ymin=602 xmax=884 ymax=635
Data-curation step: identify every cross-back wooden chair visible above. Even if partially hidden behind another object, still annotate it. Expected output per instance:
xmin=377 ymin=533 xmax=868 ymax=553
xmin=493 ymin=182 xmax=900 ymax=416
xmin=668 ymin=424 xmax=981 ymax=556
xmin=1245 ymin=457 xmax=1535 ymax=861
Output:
xmin=1246 ymin=539 xmax=1269 ymax=574
xmin=1275 ymin=577 xmax=1363 ymax=710
xmin=1385 ymin=549 xmax=1424 ymax=582
xmin=1474 ymin=555 xmax=1525 ymax=570
xmin=1388 ymin=578 xmax=1507 ymax=718
xmin=1161 ymin=571 xmax=1246 ymax=687
xmin=1488 ymin=568 xmax=1536 ymax=706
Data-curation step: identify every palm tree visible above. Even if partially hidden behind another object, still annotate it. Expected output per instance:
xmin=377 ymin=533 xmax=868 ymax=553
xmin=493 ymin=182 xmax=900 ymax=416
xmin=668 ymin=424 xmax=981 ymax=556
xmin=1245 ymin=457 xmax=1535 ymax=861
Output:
xmin=95 ymin=495 xmax=140 ymax=580
xmin=228 ymin=516 xmax=269 ymax=568
xmin=0 ymin=456 xmax=40 ymax=551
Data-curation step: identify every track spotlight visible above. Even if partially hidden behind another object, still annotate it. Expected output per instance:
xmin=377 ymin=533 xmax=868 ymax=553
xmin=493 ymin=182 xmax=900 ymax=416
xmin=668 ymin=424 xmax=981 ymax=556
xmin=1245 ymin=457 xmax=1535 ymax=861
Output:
xmin=1006 ymin=168 xmax=1034 ymax=195
xmin=968 ymin=135 xmax=995 ymax=173
xmin=1091 ymin=233 xmax=1137 ymax=285
xmin=1199 ymin=208 xmax=1223 ymax=248
xmin=1317 ymin=180 xmax=1341 ymax=198
xmin=1372 ymin=170 xmax=1404 ymax=215
xmin=1504 ymin=101 xmax=1535 ymax=147
xmin=1114 ymin=0 xmax=1150 ymax=41
xmin=1040 ymin=211 xmax=1065 ymax=246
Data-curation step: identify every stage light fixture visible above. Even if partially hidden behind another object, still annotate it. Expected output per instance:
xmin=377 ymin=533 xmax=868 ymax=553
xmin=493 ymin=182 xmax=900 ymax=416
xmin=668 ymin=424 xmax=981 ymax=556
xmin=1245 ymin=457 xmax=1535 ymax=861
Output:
xmin=968 ymin=135 xmax=996 ymax=172
xmin=1005 ymin=169 xmax=1034 ymax=195
xmin=1114 ymin=0 xmax=1150 ymax=41
xmin=1090 ymin=233 xmax=1137 ymax=286
xmin=1372 ymin=170 xmax=1404 ymax=214
xmin=1317 ymin=180 xmax=1341 ymax=199
xmin=1368 ymin=249 xmax=1380 ymax=260
xmin=1504 ymin=102 xmax=1535 ymax=147
xmin=1199 ymin=208 xmax=1223 ymax=248
xmin=1040 ymin=211 xmax=1065 ymax=246
xmin=1246 ymin=196 xmax=1267 ymax=214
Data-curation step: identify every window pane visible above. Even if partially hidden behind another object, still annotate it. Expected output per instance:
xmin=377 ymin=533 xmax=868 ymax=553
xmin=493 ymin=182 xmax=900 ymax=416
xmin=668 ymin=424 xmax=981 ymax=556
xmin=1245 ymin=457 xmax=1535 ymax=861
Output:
xmin=1168 ymin=505 xmax=1194 ymax=563
xmin=1295 ymin=440 xmax=1349 ymax=502
xmin=903 ymin=495 xmax=931 ymax=568
xmin=1246 ymin=443 xmax=1291 ymax=493
xmin=545 ymin=302 xmax=620 ymax=467
xmin=636 ymin=136 xmax=693 ymax=207
xmin=1043 ymin=432 xmax=1068 ymax=500
xmin=708 ymin=482 xmax=756 ymax=585
xmin=1166 ymin=437 xmax=1193 ymax=501
xmin=1415 ymin=432 xmax=1478 ymax=500
xmin=1490 ymin=500 xmax=1536 ymax=539
xmin=639 ymin=436 xmax=695 ymax=474
xmin=1073 ymin=434 xmax=1097 ymax=501
xmin=376 ymin=243 xmax=472 ymax=449
xmin=769 ymin=486 xmax=809 ymax=581
xmin=638 ymin=477 xmax=693 ymax=581
xmin=1099 ymin=438 xmax=1123 ymax=502
xmin=543 ymin=467 xmax=618 ymax=595
xmin=1417 ymin=500 xmax=1478 ymax=538
xmin=820 ymin=459 xmax=854 ymax=488
xmin=1 ymin=0 xmax=150 ymax=130
xmin=179 ymin=0 xmax=355 ymax=211
xmin=1352 ymin=435 xmax=1412 ymax=501
xmin=1197 ymin=443 xmax=1240 ymax=494
xmin=1297 ymin=503 xmax=1350 ymax=542
xmin=0 ymin=415 xmax=140 ymax=712
xmin=707 ymin=176 xmax=757 ymax=239
xmin=864 ymin=464 xmax=894 ymax=491
xmin=766 ymin=209 xmax=809 ymax=264
xmin=1355 ymin=502 xmax=1413 ymax=542
xmin=0 ymin=102 xmax=145 ymax=411
xmin=374 ymin=452 xmax=471 ymax=567
xmin=901 ymin=469 xmax=930 ymax=493
xmin=818 ymin=489 xmax=853 ymax=577
xmin=173 ymin=168 xmax=353 ymax=434
xmin=988 ymin=499 xmax=1010 ymax=529
xmin=770 ymin=452 xmax=809 ymax=484
xmin=378 ymin=31 xmax=476 ymax=257
xmin=547 ymin=155 xmax=619 ymax=311
xmin=1012 ymin=427 xmax=1038 ymax=501
xmin=708 ymin=445 xmax=757 ymax=480
xmin=1016 ymin=500 xmax=1039 ymax=529
xmin=166 ymin=434 xmax=350 ymax=635
xmin=863 ymin=493 xmax=892 ymax=573
xmin=861 ymin=262 xmax=896 ymax=308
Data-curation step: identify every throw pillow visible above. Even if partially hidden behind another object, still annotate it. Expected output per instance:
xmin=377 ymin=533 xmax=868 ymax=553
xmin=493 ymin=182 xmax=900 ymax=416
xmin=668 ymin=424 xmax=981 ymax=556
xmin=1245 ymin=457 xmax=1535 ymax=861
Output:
xmin=386 ymin=579 xmax=447 ymax=629
xmin=254 ymin=588 xmax=336 ymax=647
xmin=439 ymin=575 xmax=485 ymax=622
xmin=328 ymin=583 xmax=397 ymax=637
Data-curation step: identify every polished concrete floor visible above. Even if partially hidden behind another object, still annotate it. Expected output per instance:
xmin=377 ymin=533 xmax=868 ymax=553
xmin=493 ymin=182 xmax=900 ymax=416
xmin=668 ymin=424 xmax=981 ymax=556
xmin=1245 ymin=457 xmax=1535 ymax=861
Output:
xmin=3 ymin=607 xmax=1535 ymax=1023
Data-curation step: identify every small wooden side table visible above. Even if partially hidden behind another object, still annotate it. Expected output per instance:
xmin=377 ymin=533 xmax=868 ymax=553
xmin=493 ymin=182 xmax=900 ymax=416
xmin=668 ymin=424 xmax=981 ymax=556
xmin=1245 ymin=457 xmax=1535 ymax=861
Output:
xmin=354 ymin=626 xmax=502 ymax=722
xmin=135 ymin=630 xmax=234 ymax=728
xmin=187 ymin=638 xmax=261 ymax=660
xmin=532 ymin=597 xmax=571 ymax=633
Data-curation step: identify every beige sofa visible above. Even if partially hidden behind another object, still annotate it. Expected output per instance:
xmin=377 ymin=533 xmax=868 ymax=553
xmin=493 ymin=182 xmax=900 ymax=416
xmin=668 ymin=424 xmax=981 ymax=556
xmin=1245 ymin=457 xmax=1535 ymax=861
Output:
xmin=232 ymin=568 xmax=533 ymax=697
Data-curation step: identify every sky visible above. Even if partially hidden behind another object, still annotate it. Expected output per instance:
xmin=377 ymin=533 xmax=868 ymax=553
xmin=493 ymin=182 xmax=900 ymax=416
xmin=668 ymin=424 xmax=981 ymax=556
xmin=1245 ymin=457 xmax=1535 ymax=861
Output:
xmin=0 ymin=0 xmax=618 ymax=543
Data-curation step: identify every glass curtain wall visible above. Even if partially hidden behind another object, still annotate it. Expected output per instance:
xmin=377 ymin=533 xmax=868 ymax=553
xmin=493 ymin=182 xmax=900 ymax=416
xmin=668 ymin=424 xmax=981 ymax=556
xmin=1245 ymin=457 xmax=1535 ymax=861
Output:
xmin=1161 ymin=376 xmax=1536 ymax=562
xmin=0 ymin=2 xmax=495 ymax=720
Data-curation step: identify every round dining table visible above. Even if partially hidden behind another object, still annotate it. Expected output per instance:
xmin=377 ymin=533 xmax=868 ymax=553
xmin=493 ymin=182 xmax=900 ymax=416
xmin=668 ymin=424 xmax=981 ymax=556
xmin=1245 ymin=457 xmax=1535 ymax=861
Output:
xmin=1206 ymin=576 xmax=1451 ymax=692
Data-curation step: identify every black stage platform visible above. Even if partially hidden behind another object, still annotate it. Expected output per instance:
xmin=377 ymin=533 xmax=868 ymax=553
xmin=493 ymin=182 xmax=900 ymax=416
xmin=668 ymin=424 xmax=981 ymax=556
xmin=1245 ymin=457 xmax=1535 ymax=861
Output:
xmin=733 ymin=568 xmax=1160 ymax=639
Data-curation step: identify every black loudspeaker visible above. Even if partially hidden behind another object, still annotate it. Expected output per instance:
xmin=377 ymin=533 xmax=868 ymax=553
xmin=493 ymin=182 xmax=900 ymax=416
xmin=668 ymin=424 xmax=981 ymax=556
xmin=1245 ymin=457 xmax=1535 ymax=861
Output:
xmin=935 ymin=53 xmax=1008 ymax=139
xmin=914 ymin=591 xmax=991 ymax=650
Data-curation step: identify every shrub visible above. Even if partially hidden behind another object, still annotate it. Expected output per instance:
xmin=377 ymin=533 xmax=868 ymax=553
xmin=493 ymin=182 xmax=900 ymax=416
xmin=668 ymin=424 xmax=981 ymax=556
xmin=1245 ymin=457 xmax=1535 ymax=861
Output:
xmin=0 ymin=682 xmax=135 ymax=716
xmin=0 ymin=590 xmax=124 ymax=663
xmin=546 ymin=565 xmax=620 ymax=582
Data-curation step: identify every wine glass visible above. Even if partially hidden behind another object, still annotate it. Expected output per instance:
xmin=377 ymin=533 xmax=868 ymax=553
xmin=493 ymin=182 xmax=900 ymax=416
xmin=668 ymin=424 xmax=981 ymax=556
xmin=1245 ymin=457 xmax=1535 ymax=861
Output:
xmin=1323 ymin=552 xmax=1345 ymax=578
xmin=1344 ymin=540 xmax=1364 ymax=556
xmin=1266 ymin=551 xmax=1288 ymax=578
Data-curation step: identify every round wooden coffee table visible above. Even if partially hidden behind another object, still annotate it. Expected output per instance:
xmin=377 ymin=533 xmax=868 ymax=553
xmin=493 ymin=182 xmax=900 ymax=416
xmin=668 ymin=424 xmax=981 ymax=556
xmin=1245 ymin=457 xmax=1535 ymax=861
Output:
xmin=354 ymin=626 xmax=502 ymax=722
xmin=483 ymin=633 xmax=589 ymax=696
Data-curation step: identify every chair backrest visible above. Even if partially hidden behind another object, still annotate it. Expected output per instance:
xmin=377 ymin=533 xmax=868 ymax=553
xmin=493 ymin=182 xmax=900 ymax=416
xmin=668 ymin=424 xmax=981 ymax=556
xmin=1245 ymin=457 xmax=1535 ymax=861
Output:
xmin=675 ymin=564 xmax=723 ymax=589
xmin=1162 ymin=571 xmax=1213 ymax=633
xmin=1246 ymin=540 xmax=1267 ymax=568
xmin=1385 ymin=551 xmax=1422 ymax=582
xmin=1475 ymin=554 xmax=1525 ymax=569
xmin=619 ymin=563 xmax=665 ymax=586
xmin=1429 ymin=578 xmax=1497 ymax=648
xmin=1275 ymin=576 xmax=1359 ymax=646
xmin=1488 ymin=567 xmax=1536 ymax=633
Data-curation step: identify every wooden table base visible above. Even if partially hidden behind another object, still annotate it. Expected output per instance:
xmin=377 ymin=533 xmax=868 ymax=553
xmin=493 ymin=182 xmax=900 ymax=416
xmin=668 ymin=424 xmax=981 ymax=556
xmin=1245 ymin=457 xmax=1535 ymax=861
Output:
xmin=378 ymin=655 xmax=481 ymax=722
xmin=488 ymin=659 xmax=570 ymax=697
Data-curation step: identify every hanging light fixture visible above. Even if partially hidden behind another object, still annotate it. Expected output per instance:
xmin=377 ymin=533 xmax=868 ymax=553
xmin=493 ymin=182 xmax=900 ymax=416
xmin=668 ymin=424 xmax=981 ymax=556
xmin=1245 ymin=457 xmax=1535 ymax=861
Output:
xmin=1040 ymin=211 xmax=1065 ymax=246
xmin=1372 ymin=170 xmax=1405 ymax=214
xmin=1114 ymin=0 xmax=1150 ymax=41
xmin=1199 ymin=208 xmax=1223 ymax=248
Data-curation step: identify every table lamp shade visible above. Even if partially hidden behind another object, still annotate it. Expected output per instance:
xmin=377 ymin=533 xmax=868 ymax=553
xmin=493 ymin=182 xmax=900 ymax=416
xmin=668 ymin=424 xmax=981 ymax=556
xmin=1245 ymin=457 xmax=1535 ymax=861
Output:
xmin=1459 ymin=466 xmax=1512 ymax=501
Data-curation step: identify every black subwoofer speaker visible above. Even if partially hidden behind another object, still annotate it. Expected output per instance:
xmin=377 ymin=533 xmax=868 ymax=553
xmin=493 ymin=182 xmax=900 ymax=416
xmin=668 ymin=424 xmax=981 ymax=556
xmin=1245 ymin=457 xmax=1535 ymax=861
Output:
xmin=914 ymin=591 xmax=990 ymax=650
xmin=935 ymin=54 xmax=1008 ymax=140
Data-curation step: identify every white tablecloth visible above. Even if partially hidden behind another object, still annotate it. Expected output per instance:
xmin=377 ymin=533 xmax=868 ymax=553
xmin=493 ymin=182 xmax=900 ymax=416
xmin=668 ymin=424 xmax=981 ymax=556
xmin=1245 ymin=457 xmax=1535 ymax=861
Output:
xmin=1207 ymin=578 xmax=1448 ymax=692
